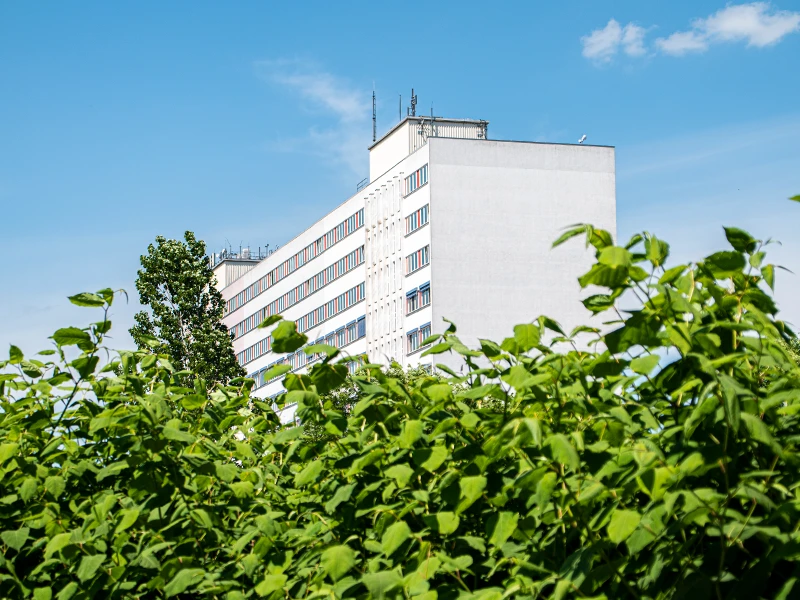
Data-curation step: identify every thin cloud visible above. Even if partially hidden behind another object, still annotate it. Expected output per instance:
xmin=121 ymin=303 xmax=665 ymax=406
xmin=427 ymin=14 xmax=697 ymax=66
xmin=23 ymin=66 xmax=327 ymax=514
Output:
xmin=656 ymin=2 xmax=800 ymax=55
xmin=254 ymin=59 xmax=370 ymax=177
xmin=584 ymin=3 xmax=800 ymax=63
xmin=622 ymin=23 xmax=648 ymax=56
xmin=581 ymin=19 xmax=649 ymax=62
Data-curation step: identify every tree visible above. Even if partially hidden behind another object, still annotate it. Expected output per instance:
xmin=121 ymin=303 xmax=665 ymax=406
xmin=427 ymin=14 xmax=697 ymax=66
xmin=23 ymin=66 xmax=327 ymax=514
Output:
xmin=130 ymin=230 xmax=244 ymax=384
xmin=3 ymin=214 xmax=800 ymax=598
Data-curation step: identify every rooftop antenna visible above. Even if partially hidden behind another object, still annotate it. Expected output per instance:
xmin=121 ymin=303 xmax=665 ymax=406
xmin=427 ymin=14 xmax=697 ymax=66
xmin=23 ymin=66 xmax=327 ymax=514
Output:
xmin=578 ymin=134 xmax=587 ymax=144
xmin=398 ymin=94 xmax=401 ymax=121
xmin=372 ymin=87 xmax=377 ymax=143
xmin=408 ymin=88 xmax=417 ymax=117
xmin=430 ymin=102 xmax=433 ymax=117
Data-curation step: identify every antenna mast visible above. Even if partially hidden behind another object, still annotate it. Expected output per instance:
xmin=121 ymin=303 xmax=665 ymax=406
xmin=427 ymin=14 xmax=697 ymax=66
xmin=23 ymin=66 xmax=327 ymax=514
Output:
xmin=372 ymin=89 xmax=377 ymax=142
xmin=408 ymin=88 xmax=417 ymax=117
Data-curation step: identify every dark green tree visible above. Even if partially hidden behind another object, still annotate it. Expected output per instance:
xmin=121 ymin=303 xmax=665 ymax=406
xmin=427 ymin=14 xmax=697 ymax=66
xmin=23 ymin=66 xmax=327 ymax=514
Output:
xmin=130 ymin=231 xmax=244 ymax=384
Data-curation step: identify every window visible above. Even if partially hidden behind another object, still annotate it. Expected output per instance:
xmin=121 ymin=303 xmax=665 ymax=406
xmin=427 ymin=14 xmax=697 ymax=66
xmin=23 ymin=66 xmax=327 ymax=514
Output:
xmin=251 ymin=314 xmax=368 ymax=388
xmin=406 ymin=322 xmax=432 ymax=355
xmin=230 ymin=246 xmax=364 ymax=340
xmin=404 ymin=164 xmax=428 ymax=196
xmin=407 ymin=328 xmax=420 ymax=354
xmin=406 ymin=245 xmax=430 ymax=274
xmin=406 ymin=287 xmax=418 ymax=314
xmin=406 ymin=282 xmax=430 ymax=315
xmin=237 ymin=282 xmax=365 ymax=366
xmin=405 ymin=204 xmax=429 ymax=235
xmin=224 ymin=208 xmax=363 ymax=316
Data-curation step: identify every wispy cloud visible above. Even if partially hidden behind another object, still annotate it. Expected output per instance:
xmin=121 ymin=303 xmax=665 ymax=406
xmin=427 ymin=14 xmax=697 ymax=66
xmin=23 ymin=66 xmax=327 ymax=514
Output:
xmin=254 ymin=59 xmax=370 ymax=177
xmin=581 ymin=19 xmax=649 ymax=62
xmin=656 ymin=2 xmax=800 ymax=55
xmin=583 ymin=3 xmax=800 ymax=64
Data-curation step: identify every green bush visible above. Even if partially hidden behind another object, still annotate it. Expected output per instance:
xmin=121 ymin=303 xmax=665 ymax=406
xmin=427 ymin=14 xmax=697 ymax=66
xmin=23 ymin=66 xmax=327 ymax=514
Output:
xmin=1 ymin=225 xmax=799 ymax=599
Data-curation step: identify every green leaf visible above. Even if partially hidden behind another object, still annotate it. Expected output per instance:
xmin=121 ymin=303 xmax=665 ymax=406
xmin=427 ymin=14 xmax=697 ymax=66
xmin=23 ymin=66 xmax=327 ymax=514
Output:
xmin=255 ymin=574 xmax=288 ymax=596
xmin=230 ymin=481 xmax=254 ymax=498
xmin=513 ymin=324 xmax=540 ymax=352
xmin=552 ymin=225 xmax=588 ymax=248
xmin=362 ymin=571 xmax=403 ymax=597
xmin=271 ymin=320 xmax=308 ymax=354
xmin=457 ymin=475 xmax=487 ymax=514
xmin=180 ymin=394 xmax=206 ymax=410
xmin=762 ymin=264 xmax=775 ymax=290
xmin=20 ymin=477 xmax=38 ymax=502
xmin=8 ymin=345 xmax=23 ymax=363
xmin=164 ymin=568 xmax=205 ymax=597
xmin=598 ymin=246 xmax=633 ymax=268
xmin=790 ymin=195 xmax=800 ymax=203
xmin=325 ymin=483 xmax=356 ymax=514
xmin=321 ymin=545 xmax=356 ymax=581
xmin=68 ymin=292 xmax=106 ymax=307
xmin=215 ymin=463 xmax=238 ymax=482
xmin=76 ymin=554 xmax=105 ymax=582
xmin=294 ymin=459 xmax=324 ymax=486
xmin=704 ymin=251 xmax=745 ymax=277
xmin=258 ymin=314 xmax=284 ymax=328
xmin=399 ymin=420 xmax=424 ymax=448
xmin=163 ymin=426 xmax=196 ymax=443
xmin=52 ymin=327 xmax=91 ymax=347
xmin=741 ymin=413 xmax=779 ymax=451
xmin=723 ymin=227 xmax=757 ymax=254
xmin=45 ymin=533 xmax=72 ymax=558
xmin=385 ymin=464 xmax=415 ymax=487
xmin=488 ymin=512 xmax=518 ymax=547
xmin=44 ymin=475 xmax=65 ymax=499
xmin=382 ymin=520 xmax=411 ymax=556
xmin=1 ymin=527 xmax=30 ymax=551
xmin=583 ymin=294 xmax=616 ymax=313
xmin=433 ymin=512 xmax=460 ymax=535
xmin=0 ymin=443 xmax=19 ymax=463
xmin=303 ymin=343 xmax=338 ymax=358
xmin=115 ymin=508 xmax=140 ymax=533
xmin=33 ymin=588 xmax=52 ymax=600
xmin=630 ymin=354 xmax=659 ymax=375
xmin=607 ymin=509 xmax=641 ymax=544
xmin=412 ymin=446 xmax=448 ymax=472
xmin=56 ymin=582 xmax=78 ymax=600
xmin=547 ymin=434 xmax=580 ymax=471
xmin=645 ymin=234 xmax=670 ymax=267
xmin=21 ymin=360 xmax=42 ymax=377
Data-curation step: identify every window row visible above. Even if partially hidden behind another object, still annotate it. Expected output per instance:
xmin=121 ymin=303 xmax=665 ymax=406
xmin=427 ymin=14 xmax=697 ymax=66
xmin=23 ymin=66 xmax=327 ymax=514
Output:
xmin=404 ymin=164 xmax=428 ymax=196
xmin=407 ymin=322 xmax=432 ymax=355
xmin=406 ymin=282 xmax=431 ymax=314
xmin=406 ymin=245 xmax=430 ymax=274
xmin=250 ymin=316 xmax=366 ymax=389
xmin=405 ymin=204 xmax=429 ymax=235
xmin=237 ymin=282 xmax=366 ymax=365
xmin=226 ymin=209 xmax=364 ymax=315
xmin=230 ymin=246 xmax=364 ymax=340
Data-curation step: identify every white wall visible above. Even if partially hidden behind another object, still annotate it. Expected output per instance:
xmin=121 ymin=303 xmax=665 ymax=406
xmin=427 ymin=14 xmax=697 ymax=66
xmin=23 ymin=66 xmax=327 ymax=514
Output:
xmin=369 ymin=121 xmax=410 ymax=183
xmin=220 ymin=189 xmax=368 ymax=400
xmin=429 ymin=138 xmax=616 ymax=371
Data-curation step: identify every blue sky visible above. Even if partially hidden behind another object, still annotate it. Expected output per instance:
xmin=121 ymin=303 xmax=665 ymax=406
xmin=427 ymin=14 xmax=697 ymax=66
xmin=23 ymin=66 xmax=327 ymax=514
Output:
xmin=2 ymin=1 xmax=799 ymax=354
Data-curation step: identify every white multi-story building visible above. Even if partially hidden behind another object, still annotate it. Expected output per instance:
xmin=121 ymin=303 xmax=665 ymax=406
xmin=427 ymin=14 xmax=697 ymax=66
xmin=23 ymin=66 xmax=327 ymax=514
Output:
xmin=213 ymin=115 xmax=616 ymax=419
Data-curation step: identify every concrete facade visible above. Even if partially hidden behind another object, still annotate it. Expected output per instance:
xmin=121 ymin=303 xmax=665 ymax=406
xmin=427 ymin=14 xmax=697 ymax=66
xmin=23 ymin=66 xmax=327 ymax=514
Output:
xmin=214 ymin=115 xmax=616 ymax=421
xmin=429 ymin=138 xmax=616 ymax=372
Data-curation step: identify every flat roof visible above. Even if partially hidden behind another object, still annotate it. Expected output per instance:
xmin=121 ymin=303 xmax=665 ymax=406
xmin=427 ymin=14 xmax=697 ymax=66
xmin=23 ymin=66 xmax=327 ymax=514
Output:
xmin=368 ymin=116 xmax=489 ymax=151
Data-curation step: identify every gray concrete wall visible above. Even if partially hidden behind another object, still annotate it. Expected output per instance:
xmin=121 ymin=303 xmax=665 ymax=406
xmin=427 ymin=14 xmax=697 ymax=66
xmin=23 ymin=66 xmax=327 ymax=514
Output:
xmin=429 ymin=138 xmax=616 ymax=370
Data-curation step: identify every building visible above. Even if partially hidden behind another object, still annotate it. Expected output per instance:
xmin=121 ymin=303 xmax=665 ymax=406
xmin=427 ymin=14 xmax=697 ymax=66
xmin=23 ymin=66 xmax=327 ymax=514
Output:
xmin=213 ymin=115 xmax=616 ymax=421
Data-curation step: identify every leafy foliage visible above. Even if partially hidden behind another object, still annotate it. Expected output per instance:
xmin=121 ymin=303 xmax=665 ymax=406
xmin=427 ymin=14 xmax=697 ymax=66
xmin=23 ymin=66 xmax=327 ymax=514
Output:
xmin=130 ymin=231 xmax=243 ymax=385
xmin=2 ymin=222 xmax=800 ymax=599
